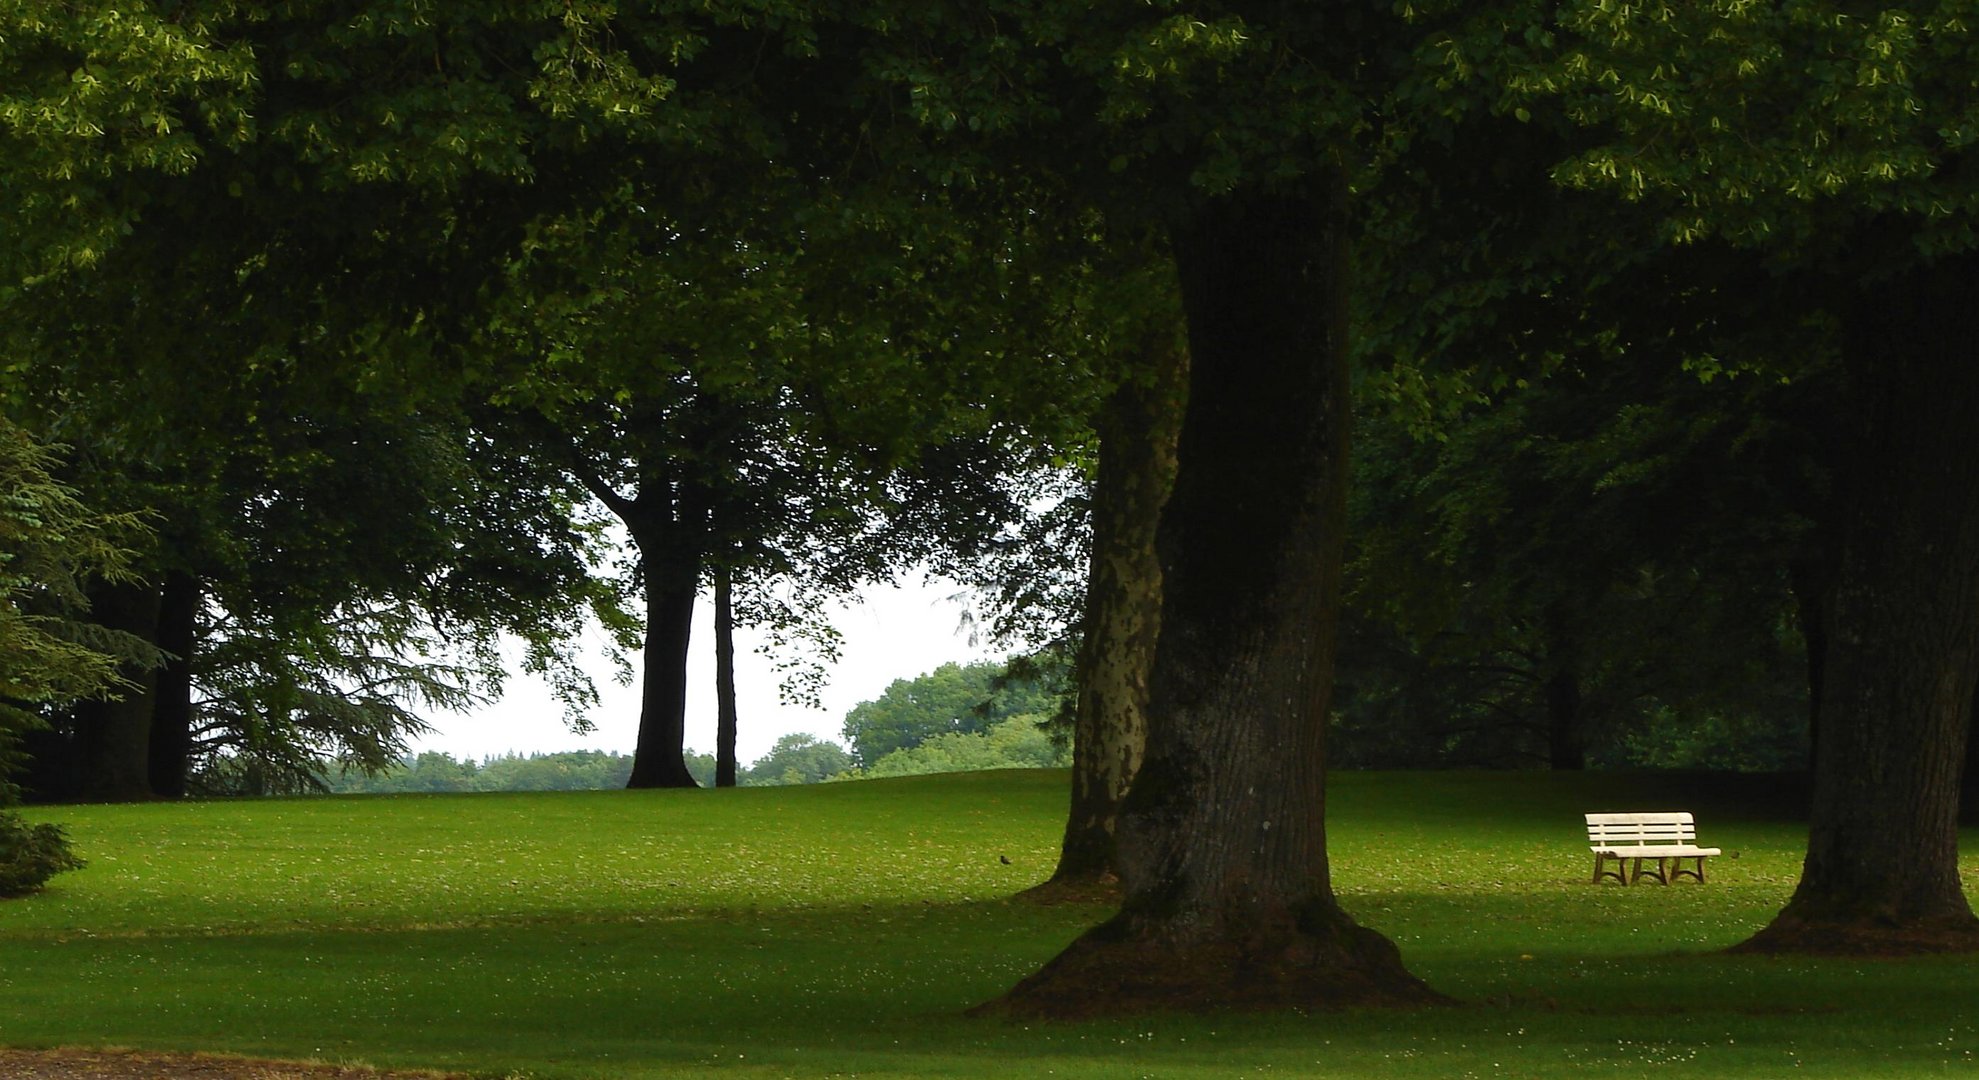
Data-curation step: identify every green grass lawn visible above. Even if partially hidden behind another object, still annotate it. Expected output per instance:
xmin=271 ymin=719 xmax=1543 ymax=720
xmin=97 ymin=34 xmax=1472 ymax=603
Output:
xmin=4 ymin=770 xmax=1977 ymax=1078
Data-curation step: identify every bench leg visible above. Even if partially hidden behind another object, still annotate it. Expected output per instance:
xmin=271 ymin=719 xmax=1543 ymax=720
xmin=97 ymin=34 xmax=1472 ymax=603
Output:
xmin=1593 ymin=854 xmax=1628 ymax=884
xmin=1629 ymin=857 xmax=1670 ymax=885
xmin=1670 ymin=856 xmax=1708 ymax=883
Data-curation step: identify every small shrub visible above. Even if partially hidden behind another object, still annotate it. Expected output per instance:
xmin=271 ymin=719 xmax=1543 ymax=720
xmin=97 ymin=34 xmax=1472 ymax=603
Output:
xmin=0 ymin=811 xmax=85 ymax=897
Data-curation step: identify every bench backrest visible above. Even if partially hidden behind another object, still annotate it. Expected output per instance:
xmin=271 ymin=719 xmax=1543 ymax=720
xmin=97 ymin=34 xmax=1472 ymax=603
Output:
xmin=1585 ymin=811 xmax=1698 ymax=847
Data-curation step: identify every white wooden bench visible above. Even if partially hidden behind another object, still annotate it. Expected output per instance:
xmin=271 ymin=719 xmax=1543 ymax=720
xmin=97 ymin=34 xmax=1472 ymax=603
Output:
xmin=1585 ymin=812 xmax=1721 ymax=884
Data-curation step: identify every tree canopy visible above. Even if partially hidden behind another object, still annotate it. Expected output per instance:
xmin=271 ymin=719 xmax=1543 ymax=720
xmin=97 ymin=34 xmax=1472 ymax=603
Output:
xmin=841 ymin=659 xmax=1066 ymax=768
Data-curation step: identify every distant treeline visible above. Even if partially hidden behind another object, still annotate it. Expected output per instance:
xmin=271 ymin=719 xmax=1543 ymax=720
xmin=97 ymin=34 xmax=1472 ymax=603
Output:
xmin=325 ymin=658 xmax=1073 ymax=794
xmin=326 ymin=750 xmax=641 ymax=794
xmin=324 ymin=723 xmax=1068 ymax=795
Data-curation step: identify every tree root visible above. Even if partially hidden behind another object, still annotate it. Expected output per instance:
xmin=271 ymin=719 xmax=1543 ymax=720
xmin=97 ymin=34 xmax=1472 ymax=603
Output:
xmin=973 ymin=910 xmax=1451 ymax=1019
xmin=1012 ymin=874 xmax=1123 ymax=907
xmin=1731 ymin=911 xmax=1979 ymax=957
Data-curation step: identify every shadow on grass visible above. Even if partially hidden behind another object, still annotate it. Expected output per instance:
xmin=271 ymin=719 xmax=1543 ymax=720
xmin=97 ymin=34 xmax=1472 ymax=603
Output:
xmin=9 ymin=892 xmax=1979 ymax=1078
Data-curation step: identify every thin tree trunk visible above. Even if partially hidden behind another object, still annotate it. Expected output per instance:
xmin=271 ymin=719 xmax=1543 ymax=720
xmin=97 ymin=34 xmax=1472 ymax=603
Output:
xmin=715 ymin=564 xmax=739 ymax=788
xmin=627 ymin=541 xmax=703 ymax=789
xmin=76 ymin=580 xmax=162 ymax=802
xmin=1739 ymin=254 xmax=1979 ymax=954
xmin=148 ymin=570 xmax=199 ymax=798
xmin=1038 ymin=329 xmax=1186 ymax=892
xmin=1538 ymin=606 xmax=1586 ymax=770
xmin=986 ymin=177 xmax=1440 ymax=1016
xmin=1544 ymin=666 xmax=1585 ymax=771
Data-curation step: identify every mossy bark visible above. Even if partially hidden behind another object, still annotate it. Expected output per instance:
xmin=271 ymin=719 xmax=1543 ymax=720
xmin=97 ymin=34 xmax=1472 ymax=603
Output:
xmin=1041 ymin=330 xmax=1186 ymax=891
xmin=988 ymin=176 xmax=1441 ymax=1016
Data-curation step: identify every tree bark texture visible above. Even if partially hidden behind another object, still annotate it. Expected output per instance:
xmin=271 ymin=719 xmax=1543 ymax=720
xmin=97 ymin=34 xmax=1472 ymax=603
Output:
xmin=627 ymin=540 xmax=704 ymax=789
xmin=1961 ymin=683 xmax=1978 ymax=826
xmin=1788 ymin=555 xmax=1831 ymax=773
xmin=988 ymin=177 xmax=1440 ymax=1016
xmin=147 ymin=571 xmax=200 ymax=799
xmin=1041 ymin=331 xmax=1187 ymax=890
xmin=1739 ymin=255 xmax=1979 ymax=954
xmin=76 ymin=580 xmax=163 ymax=802
xmin=715 ymin=565 xmax=739 ymax=789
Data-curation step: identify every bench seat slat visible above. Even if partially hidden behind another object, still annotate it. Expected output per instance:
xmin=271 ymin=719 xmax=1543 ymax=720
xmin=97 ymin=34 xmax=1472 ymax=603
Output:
xmin=1589 ymin=844 xmax=1720 ymax=857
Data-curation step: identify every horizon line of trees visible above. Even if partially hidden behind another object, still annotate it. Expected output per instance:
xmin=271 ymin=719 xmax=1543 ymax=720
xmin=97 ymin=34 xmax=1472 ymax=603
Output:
xmin=316 ymin=710 xmax=1075 ymax=795
xmin=321 ymin=657 xmax=1075 ymax=793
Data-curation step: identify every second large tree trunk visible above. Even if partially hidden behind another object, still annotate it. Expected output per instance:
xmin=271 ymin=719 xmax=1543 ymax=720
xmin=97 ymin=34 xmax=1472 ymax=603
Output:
xmin=987 ymin=177 xmax=1439 ymax=1016
xmin=1739 ymin=254 xmax=1979 ymax=954
xmin=76 ymin=580 xmax=163 ymax=802
xmin=1039 ymin=329 xmax=1187 ymax=891
xmin=626 ymin=542 xmax=704 ymax=789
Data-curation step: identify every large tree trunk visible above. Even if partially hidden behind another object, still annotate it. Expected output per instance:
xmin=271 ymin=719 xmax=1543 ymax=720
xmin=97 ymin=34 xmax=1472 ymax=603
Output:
xmin=986 ymin=177 xmax=1440 ymax=1016
xmin=626 ymin=540 xmax=704 ymax=789
xmin=1739 ymin=254 xmax=1979 ymax=954
xmin=1787 ymin=555 xmax=1830 ymax=773
xmin=714 ymin=564 xmax=739 ymax=788
xmin=76 ymin=580 xmax=162 ymax=802
xmin=1961 ymin=683 xmax=1978 ymax=827
xmin=147 ymin=570 xmax=200 ymax=799
xmin=1036 ymin=330 xmax=1186 ymax=893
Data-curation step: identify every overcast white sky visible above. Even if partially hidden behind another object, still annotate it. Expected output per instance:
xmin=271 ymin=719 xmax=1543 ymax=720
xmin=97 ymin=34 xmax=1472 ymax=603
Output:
xmin=409 ymin=574 xmax=1005 ymax=766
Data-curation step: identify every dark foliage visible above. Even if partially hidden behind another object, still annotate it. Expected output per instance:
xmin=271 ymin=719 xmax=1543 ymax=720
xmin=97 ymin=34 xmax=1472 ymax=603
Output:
xmin=0 ymin=812 xmax=84 ymax=898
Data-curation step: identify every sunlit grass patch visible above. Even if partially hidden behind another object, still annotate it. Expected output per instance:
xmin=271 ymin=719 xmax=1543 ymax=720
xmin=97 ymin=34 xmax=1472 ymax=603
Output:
xmin=8 ymin=774 xmax=1063 ymax=938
